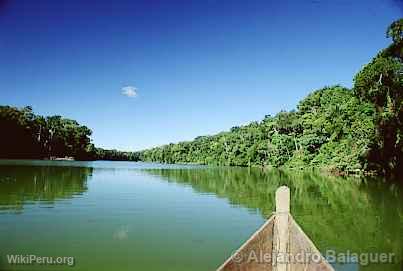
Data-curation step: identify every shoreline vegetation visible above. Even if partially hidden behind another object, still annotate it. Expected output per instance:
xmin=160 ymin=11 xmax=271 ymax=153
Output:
xmin=140 ymin=19 xmax=403 ymax=179
xmin=1 ymin=19 xmax=402 ymax=179
xmin=0 ymin=106 xmax=140 ymax=162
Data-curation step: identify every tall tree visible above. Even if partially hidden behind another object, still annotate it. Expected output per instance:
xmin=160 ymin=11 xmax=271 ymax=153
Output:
xmin=353 ymin=19 xmax=403 ymax=176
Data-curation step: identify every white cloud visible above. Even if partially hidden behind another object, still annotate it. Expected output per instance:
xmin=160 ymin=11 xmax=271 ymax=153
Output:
xmin=121 ymin=86 xmax=138 ymax=98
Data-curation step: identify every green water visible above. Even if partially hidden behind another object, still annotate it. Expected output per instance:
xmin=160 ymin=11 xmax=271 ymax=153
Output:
xmin=0 ymin=160 xmax=401 ymax=271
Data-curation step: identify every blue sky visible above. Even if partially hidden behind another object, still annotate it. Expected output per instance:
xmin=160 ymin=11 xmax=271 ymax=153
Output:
xmin=0 ymin=0 xmax=401 ymax=151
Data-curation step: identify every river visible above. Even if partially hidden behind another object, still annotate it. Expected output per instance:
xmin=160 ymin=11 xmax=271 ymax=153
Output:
xmin=0 ymin=160 xmax=401 ymax=271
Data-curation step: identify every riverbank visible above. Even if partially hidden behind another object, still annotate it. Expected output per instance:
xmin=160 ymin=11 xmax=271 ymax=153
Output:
xmin=48 ymin=156 xmax=75 ymax=161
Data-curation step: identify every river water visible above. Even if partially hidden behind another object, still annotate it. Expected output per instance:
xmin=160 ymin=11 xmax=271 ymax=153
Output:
xmin=0 ymin=160 xmax=401 ymax=271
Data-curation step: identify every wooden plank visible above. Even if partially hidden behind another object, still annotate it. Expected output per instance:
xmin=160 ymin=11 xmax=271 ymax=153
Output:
xmin=216 ymin=216 xmax=275 ymax=271
xmin=273 ymin=186 xmax=290 ymax=271
xmin=289 ymin=217 xmax=335 ymax=271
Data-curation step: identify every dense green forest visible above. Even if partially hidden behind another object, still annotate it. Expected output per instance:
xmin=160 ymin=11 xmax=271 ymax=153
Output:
xmin=0 ymin=105 xmax=140 ymax=161
xmin=95 ymin=147 xmax=140 ymax=161
xmin=1 ymin=20 xmax=401 ymax=177
xmin=140 ymin=19 xmax=403 ymax=177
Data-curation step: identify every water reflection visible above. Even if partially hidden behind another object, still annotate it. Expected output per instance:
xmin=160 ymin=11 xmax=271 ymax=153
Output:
xmin=143 ymin=168 xmax=403 ymax=271
xmin=0 ymin=161 xmax=401 ymax=271
xmin=0 ymin=165 xmax=92 ymax=213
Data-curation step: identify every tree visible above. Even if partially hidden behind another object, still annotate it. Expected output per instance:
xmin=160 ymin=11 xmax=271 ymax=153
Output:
xmin=386 ymin=18 xmax=403 ymax=44
xmin=353 ymin=19 xmax=403 ymax=176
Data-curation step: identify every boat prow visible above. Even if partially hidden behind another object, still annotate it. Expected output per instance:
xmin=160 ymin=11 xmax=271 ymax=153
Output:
xmin=217 ymin=186 xmax=335 ymax=271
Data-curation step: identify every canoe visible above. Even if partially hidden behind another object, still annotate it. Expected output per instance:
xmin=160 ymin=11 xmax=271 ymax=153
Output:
xmin=217 ymin=186 xmax=335 ymax=271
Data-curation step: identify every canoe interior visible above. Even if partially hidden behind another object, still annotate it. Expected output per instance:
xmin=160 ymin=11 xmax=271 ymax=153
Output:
xmin=217 ymin=215 xmax=334 ymax=271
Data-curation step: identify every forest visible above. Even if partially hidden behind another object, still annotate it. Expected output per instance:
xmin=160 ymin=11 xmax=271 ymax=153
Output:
xmin=140 ymin=19 xmax=403 ymax=177
xmin=0 ymin=105 xmax=140 ymax=161
xmin=1 ymin=19 xmax=401 ymax=177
